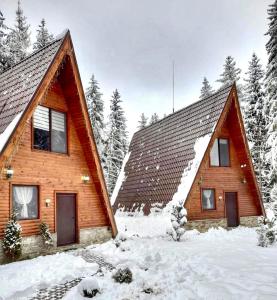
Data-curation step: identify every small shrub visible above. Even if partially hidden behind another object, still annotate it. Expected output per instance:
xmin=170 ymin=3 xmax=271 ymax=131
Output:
xmin=113 ymin=267 xmax=133 ymax=284
xmin=77 ymin=277 xmax=100 ymax=298
xmin=167 ymin=201 xmax=187 ymax=241
xmin=114 ymin=232 xmax=127 ymax=248
xmin=39 ymin=222 xmax=54 ymax=248
xmin=257 ymin=216 xmax=276 ymax=247
xmin=2 ymin=212 xmax=22 ymax=261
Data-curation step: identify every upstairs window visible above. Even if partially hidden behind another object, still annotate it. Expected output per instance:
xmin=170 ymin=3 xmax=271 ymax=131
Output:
xmin=210 ymin=138 xmax=230 ymax=167
xmin=33 ymin=105 xmax=67 ymax=154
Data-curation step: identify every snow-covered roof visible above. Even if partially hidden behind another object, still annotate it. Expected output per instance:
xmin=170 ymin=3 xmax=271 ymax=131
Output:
xmin=0 ymin=32 xmax=67 ymax=154
xmin=113 ymin=84 xmax=234 ymax=214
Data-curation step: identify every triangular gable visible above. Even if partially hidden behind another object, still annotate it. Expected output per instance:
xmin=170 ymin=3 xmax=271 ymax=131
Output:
xmin=113 ymin=84 xmax=234 ymax=214
xmin=0 ymin=31 xmax=117 ymax=236
xmin=184 ymin=84 xmax=265 ymax=215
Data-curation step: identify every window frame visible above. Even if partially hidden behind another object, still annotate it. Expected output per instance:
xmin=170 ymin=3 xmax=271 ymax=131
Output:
xmin=201 ymin=188 xmax=216 ymax=211
xmin=209 ymin=137 xmax=230 ymax=167
xmin=11 ymin=184 xmax=40 ymax=221
xmin=32 ymin=105 xmax=68 ymax=155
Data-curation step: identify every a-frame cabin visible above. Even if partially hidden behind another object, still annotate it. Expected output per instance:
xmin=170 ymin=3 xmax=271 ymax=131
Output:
xmin=0 ymin=31 xmax=117 ymax=262
xmin=113 ymin=84 xmax=264 ymax=231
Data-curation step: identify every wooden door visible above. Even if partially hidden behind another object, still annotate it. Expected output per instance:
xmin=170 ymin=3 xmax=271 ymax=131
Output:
xmin=56 ymin=193 xmax=76 ymax=246
xmin=225 ymin=192 xmax=239 ymax=227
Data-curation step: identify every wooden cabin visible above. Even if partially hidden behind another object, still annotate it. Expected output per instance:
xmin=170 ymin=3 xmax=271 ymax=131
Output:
xmin=113 ymin=84 xmax=264 ymax=231
xmin=0 ymin=31 xmax=117 ymax=262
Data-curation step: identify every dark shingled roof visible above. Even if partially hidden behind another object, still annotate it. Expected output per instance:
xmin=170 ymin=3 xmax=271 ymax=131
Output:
xmin=0 ymin=34 xmax=65 ymax=136
xmin=113 ymin=84 xmax=234 ymax=214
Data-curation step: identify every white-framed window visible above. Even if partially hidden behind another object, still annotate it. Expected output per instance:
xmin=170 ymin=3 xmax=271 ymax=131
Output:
xmin=12 ymin=185 xmax=39 ymax=220
xmin=202 ymin=188 xmax=215 ymax=210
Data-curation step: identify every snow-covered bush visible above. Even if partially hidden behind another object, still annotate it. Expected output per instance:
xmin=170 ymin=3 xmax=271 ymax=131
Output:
xmin=257 ymin=216 xmax=276 ymax=247
xmin=167 ymin=201 xmax=187 ymax=241
xmin=114 ymin=232 xmax=127 ymax=248
xmin=77 ymin=277 xmax=100 ymax=298
xmin=113 ymin=267 xmax=133 ymax=284
xmin=2 ymin=212 xmax=22 ymax=260
xmin=39 ymin=222 xmax=54 ymax=248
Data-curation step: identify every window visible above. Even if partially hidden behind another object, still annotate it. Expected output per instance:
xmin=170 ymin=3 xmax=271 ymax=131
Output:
xmin=33 ymin=106 xmax=67 ymax=154
xmin=202 ymin=189 xmax=215 ymax=210
xmin=12 ymin=185 xmax=39 ymax=220
xmin=210 ymin=138 xmax=230 ymax=166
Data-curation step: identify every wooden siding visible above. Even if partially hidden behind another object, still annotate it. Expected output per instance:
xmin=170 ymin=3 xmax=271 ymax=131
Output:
xmin=185 ymin=96 xmax=262 ymax=221
xmin=0 ymin=79 xmax=110 ymax=238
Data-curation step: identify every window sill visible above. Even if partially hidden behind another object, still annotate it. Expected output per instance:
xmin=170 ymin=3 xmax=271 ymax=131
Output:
xmin=31 ymin=148 xmax=69 ymax=157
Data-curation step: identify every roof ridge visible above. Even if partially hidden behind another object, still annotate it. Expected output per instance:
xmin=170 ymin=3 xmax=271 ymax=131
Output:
xmin=135 ymin=83 xmax=234 ymax=135
xmin=0 ymin=29 xmax=69 ymax=77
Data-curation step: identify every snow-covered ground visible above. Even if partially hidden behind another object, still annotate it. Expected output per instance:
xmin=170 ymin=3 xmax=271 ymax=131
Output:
xmin=1 ymin=225 xmax=277 ymax=299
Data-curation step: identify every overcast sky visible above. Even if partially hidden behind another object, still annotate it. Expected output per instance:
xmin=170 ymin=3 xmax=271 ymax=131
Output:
xmin=1 ymin=0 xmax=272 ymax=138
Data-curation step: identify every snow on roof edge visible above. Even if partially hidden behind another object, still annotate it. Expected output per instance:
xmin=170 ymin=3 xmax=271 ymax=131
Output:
xmin=0 ymin=112 xmax=23 ymax=154
xmin=164 ymin=133 xmax=212 ymax=212
xmin=110 ymin=151 xmax=131 ymax=205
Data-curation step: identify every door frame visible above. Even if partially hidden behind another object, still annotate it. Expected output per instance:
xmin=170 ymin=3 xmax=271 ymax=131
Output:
xmin=54 ymin=191 xmax=79 ymax=245
xmin=224 ymin=191 xmax=240 ymax=227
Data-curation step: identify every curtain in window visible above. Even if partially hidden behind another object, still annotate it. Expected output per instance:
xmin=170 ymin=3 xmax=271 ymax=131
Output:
xmin=14 ymin=186 xmax=33 ymax=218
xmin=203 ymin=189 xmax=212 ymax=209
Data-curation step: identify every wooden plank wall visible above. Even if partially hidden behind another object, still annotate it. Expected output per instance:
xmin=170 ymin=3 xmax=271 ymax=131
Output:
xmin=185 ymin=100 xmax=262 ymax=221
xmin=0 ymin=80 xmax=109 ymax=238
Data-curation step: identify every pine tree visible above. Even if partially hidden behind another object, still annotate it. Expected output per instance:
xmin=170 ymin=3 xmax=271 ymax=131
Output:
xmin=243 ymin=53 xmax=269 ymax=200
xmin=150 ymin=113 xmax=159 ymax=125
xmin=0 ymin=10 xmax=10 ymax=73
xmin=33 ymin=19 xmax=54 ymax=50
xmin=257 ymin=216 xmax=276 ymax=247
xmin=167 ymin=201 xmax=187 ymax=241
xmin=39 ymin=222 xmax=54 ymax=248
xmin=2 ymin=212 xmax=22 ymax=260
xmin=217 ymin=56 xmax=241 ymax=87
xmin=85 ymin=74 xmax=106 ymax=168
xmin=106 ymin=89 xmax=128 ymax=195
xmin=200 ymin=77 xmax=214 ymax=99
xmin=265 ymin=0 xmax=277 ymax=201
xmin=138 ymin=113 xmax=148 ymax=129
xmin=6 ymin=0 xmax=30 ymax=66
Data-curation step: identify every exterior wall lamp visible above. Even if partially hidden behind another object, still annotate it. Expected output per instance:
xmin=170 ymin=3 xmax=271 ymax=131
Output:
xmin=5 ymin=166 xmax=14 ymax=180
xmin=45 ymin=199 xmax=51 ymax=207
xmin=198 ymin=176 xmax=203 ymax=186
xmin=241 ymin=177 xmax=247 ymax=184
xmin=82 ymin=175 xmax=90 ymax=184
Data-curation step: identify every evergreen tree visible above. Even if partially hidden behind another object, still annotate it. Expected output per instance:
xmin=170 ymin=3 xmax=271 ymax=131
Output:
xmin=265 ymin=0 xmax=277 ymax=201
xmin=257 ymin=215 xmax=276 ymax=247
xmin=85 ymin=74 xmax=106 ymax=167
xmin=150 ymin=113 xmax=159 ymax=125
xmin=33 ymin=19 xmax=54 ymax=50
xmin=39 ymin=222 xmax=54 ymax=248
xmin=2 ymin=212 xmax=22 ymax=260
xmin=0 ymin=10 xmax=10 ymax=73
xmin=200 ymin=77 xmax=214 ymax=99
xmin=138 ymin=113 xmax=148 ymax=129
xmin=106 ymin=89 xmax=128 ymax=195
xmin=217 ymin=56 xmax=241 ymax=87
xmin=243 ymin=53 xmax=269 ymax=200
xmin=167 ymin=201 xmax=187 ymax=241
xmin=6 ymin=0 xmax=30 ymax=66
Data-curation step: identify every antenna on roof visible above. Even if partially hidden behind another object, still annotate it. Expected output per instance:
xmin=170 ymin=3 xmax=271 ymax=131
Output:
xmin=172 ymin=60 xmax=175 ymax=113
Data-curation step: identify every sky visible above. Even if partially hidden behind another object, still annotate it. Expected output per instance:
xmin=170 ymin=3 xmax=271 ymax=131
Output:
xmin=1 ymin=0 xmax=272 ymax=139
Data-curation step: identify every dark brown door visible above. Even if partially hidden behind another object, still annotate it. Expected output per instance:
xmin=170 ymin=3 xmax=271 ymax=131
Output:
xmin=225 ymin=192 xmax=239 ymax=227
xmin=56 ymin=193 xmax=76 ymax=246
